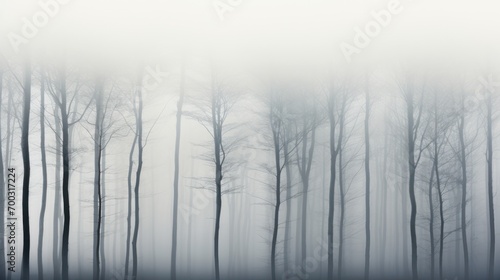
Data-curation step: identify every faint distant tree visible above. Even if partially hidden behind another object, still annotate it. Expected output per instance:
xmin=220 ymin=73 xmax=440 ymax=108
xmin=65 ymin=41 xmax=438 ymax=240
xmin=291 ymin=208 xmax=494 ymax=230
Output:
xmin=294 ymin=93 xmax=317 ymax=266
xmin=364 ymin=75 xmax=371 ymax=279
xmin=456 ymin=93 xmax=470 ymax=280
xmin=171 ymin=58 xmax=186 ymax=280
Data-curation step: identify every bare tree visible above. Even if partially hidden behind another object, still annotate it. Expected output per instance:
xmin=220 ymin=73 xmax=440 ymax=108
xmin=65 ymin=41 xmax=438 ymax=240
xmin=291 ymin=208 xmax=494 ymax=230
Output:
xmin=485 ymin=83 xmax=495 ymax=280
xmin=46 ymin=65 xmax=91 ymax=280
xmin=364 ymin=75 xmax=371 ymax=279
xmin=399 ymin=76 xmax=428 ymax=280
xmin=37 ymin=70 xmax=48 ymax=280
xmin=264 ymin=88 xmax=290 ymax=280
xmin=295 ymin=94 xmax=317 ymax=266
xmin=171 ymin=58 xmax=186 ymax=280
xmin=93 ymin=78 xmax=104 ymax=280
xmin=21 ymin=59 xmax=31 ymax=280
xmin=457 ymin=95 xmax=470 ymax=280
xmin=131 ymin=72 xmax=144 ymax=280
xmin=327 ymin=82 xmax=340 ymax=280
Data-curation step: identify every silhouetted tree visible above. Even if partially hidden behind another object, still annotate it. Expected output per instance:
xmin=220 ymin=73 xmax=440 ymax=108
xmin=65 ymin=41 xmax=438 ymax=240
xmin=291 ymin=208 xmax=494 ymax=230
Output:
xmin=21 ymin=59 xmax=31 ymax=280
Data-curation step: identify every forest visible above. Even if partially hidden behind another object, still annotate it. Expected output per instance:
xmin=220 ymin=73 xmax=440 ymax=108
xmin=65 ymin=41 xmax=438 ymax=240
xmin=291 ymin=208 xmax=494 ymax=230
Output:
xmin=0 ymin=0 xmax=499 ymax=280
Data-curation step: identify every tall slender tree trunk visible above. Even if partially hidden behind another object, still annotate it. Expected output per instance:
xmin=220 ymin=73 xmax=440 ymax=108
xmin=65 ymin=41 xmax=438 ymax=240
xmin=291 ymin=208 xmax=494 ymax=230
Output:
xmin=406 ymin=88 xmax=418 ymax=280
xmin=101 ymin=149 xmax=106 ymax=280
xmin=212 ymin=89 xmax=223 ymax=280
xmin=124 ymin=126 xmax=137 ymax=278
xmin=486 ymin=92 xmax=495 ymax=280
xmin=171 ymin=59 xmax=185 ymax=280
xmin=428 ymin=160 xmax=436 ymax=280
xmin=53 ymin=108 xmax=62 ymax=280
xmin=0 ymin=69 xmax=6 ymax=279
xmin=338 ymin=123 xmax=345 ymax=279
xmin=284 ymin=139 xmax=292 ymax=274
xmin=131 ymin=74 xmax=144 ymax=280
xmin=295 ymin=189 xmax=302 ymax=266
xmin=400 ymin=131 xmax=409 ymax=277
xmin=320 ymin=147 xmax=326 ymax=279
xmin=270 ymin=123 xmax=281 ymax=280
xmin=186 ymin=158 xmax=194 ymax=275
xmin=21 ymin=60 xmax=32 ymax=280
xmin=60 ymin=69 xmax=71 ymax=280
xmin=38 ymin=72 xmax=48 ymax=280
xmin=93 ymin=82 xmax=103 ymax=280
xmin=381 ymin=129 xmax=388 ymax=275
xmin=458 ymin=107 xmax=469 ymax=280
xmin=327 ymin=91 xmax=338 ymax=280
xmin=298 ymin=113 xmax=316 ymax=266
xmin=364 ymin=79 xmax=371 ymax=279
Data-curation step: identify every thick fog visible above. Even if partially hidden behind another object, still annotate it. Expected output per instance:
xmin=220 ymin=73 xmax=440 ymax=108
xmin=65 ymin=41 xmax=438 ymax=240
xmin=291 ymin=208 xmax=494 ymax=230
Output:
xmin=0 ymin=0 xmax=499 ymax=280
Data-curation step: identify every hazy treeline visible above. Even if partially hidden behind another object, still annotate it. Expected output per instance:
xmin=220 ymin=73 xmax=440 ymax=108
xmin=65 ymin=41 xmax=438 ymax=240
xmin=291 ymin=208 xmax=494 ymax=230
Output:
xmin=0 ymin=54 xmax=498 ymax=280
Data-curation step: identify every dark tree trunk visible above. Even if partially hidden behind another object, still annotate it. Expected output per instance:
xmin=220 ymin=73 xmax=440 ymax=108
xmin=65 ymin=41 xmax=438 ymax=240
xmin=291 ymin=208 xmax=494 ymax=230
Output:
xmin=327 ymin=91 xmax=338 ymax=280
xmin=124 ymin=125 xmax=138 ymax=278
xmin=38 ymin=72 xmax=48 ymax=280
xmin=430 ymin=93 xmax=445 ymax=280
xmin=270 ymin=137 xmax=281 ymax=280
xmin=100 ymin=149 xmax=106 ymax=280
xmin=21 ymin=60 xmax=31 ymax=280
xmin=401 ymin=139 xmax=409 ymax=277
xmin=428 ymin=160 xmax=436 ymax=280
xmin=338 ymin=112 xmax=345 ymax=279
xmin=270 ymin=100 xmax=283 ymax=280
xmin=59 ymin=69 xmax=71 ymax=280
xmin=364 ymin=78 xmax=371 ymax=279
xmin=405 ymin=87 xmax=418 ymax=280
xmin=132 ymin=75 xmax=144 ymax=280
xmin=93 ymin=81 xmax=103 ymax=280
xmin=284 ymin=139 xmax=292 ymax=274
xmin=171 ymin=59 xmax=185 ymax=280
xmin=486 ymin=92 xmax=495 ymax=280
xmin=53 ymin=108 xmax=62 ymax=280
xmin=212 ymin=88 xmax=223 ymax=280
